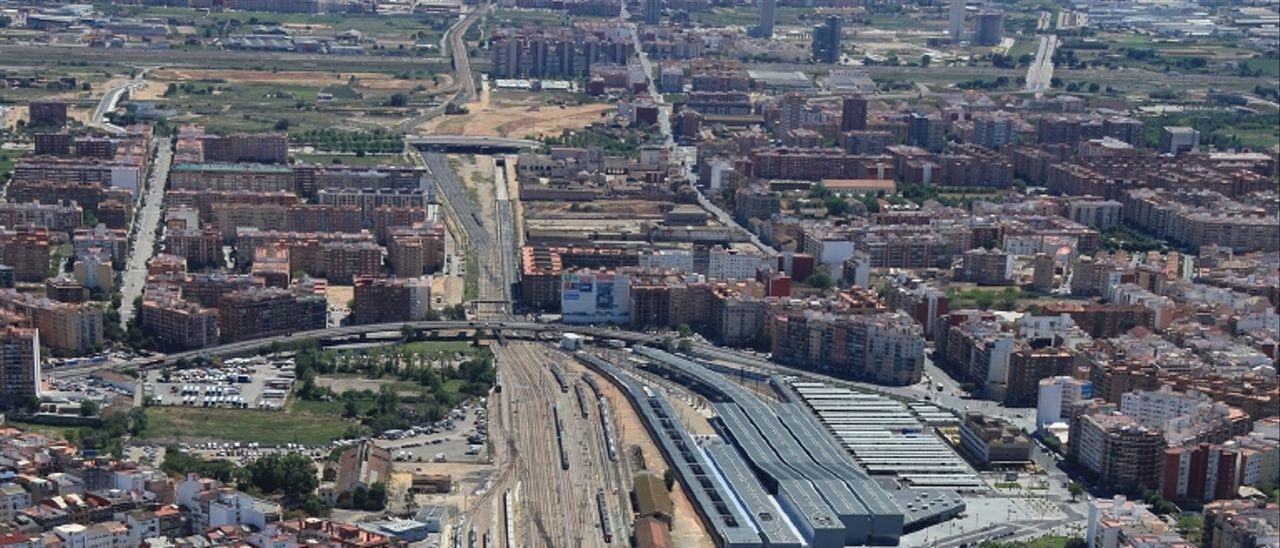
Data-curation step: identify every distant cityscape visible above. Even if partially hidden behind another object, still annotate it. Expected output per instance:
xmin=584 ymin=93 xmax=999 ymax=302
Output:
xmin=0 ymin=0 xmax=1277 ymax=547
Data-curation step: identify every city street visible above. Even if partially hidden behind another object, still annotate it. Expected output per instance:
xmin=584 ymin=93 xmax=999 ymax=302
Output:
xmin=118 ymin=137 xmax=171 ymax=328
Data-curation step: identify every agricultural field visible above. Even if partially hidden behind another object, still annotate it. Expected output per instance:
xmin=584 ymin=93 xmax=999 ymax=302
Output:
xmin=689 ymin=5 xmax=826 ymax=28
xmin=97 ymin=5 xmax=451 ymax=48
xmin=146 ymin=68 xmax=451 ymax=134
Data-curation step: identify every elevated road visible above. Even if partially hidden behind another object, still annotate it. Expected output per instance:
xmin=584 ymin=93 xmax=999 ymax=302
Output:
xmin=399 ymin=3 xmax=490 ymax=131
xmin=90 ymin=67 xmax=154 ymax=135
xmin=407 ymin=135 xmax=538 ymax=153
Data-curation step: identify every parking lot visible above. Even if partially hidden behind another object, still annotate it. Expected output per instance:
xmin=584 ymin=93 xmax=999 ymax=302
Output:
xmin=376 ymin=400 xmax=490 ymax=464
xmin=142 ymin=356 xmax=296 ymax=410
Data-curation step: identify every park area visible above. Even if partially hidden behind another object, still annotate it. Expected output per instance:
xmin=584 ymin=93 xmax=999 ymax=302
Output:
xmin=133 ymin=340 xmax=494 ymax=446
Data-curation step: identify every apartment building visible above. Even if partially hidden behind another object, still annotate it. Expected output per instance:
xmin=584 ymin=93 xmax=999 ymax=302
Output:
xmin=217 ymin=287 xmax=326 ymax=343
xmin=209 ymin=203 xmax=362 ymax=239
xmin=959 ymin=248 xmax=1012 ymax=285
xmin=71 ymin=225 xmax=128 ymax=266
xmin=750 ymin=148 xmax=894 ymax=181
xmin=0 ymin=228 xmax=51 ymax=283
xmin=351 ymin=276 xmax=431 ymax=325
xmin=140 ymin=286 xmax=220 ymax=350
xmin=1042 ymin=302 xmax=1154 ymax=338
xmin=235 ymin=229 xmax=381 ymax=279
xmin=0 ymin=201 xmax=82 ymax=233
xmin=1122 ymin=188 xmax=1279 ymax=253
xmin=74 ymin=248 xmax=114 ymax=293
xmin=372 ymin=206 xmax=429 ymax=243
xmin=0 ymin=326 xmax=40 ymax=409
xmin=163 ymin=228 xmax=223 ymax=268
xmin=769 ymin=310 xmax=925 ymax=385
xmin=1005 ymin=345 xmax=1075 ymax=407
xmin=1202 ymin=499 xmax=1280 ymax=548
xmin=166 ymin=189 xmax=300 ymax=221
xmin=1036 ymin=376 xmax=1092 ymax=432
xmin=176 ymin=475 xmax=282 ymax=531
xmin=386 ymin=224 xmax=446 ymax=276
xmin=316 ymin=187 xmax=431 ymax=226
xmin=489 ymin=26 xmax=634 ymax=79
xmin=199 ymin=133 xmax=289 ymax=164
xmin=1085 ymin=496 xmax=1190 ymax=548
xmin=0 ymin=291 xmax=103 ymax=356
xmin=169 ymin=163 xmax=295 ymax=192
xmin=707 ymin=246 xmax=763 ymax=281
xmin=1071 ymin=412 xmax=1166 ymax=493
xmin=299 ymin=166 xmax=426 ymax=199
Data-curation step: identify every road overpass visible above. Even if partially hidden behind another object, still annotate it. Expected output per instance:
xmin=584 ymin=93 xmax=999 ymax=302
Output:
xmin=407 ymin=136 xmax=539 ymax=153
xmin=46 ymin=321 xmax=663 ymax=379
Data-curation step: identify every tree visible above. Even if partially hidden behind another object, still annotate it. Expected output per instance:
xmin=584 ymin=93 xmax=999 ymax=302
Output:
xmin=1068 ymin=481 xmax=1084 ymax=502
xmin=365 ymin=481 xmax=388 ymax=510
xmin=80 ymin=399 xmax=99 ymax=417
xmin=676 ymin=339 xmax=693 ymax=353
xmin=804 ymin=273 xmax=834 ymax=290
xmin=126 ymin=408 xmax=148 ymax=436
xmin=343 ymin=398 xmax=361 ymax=419
xmin=245 ymin=452 xmax=319 ymax=498
xmin=162 ymin=445 xmax=241 ymax=483
xmin=663 ymin=469 xmax=675 ymax=491
xmin=443 ymin=304 xmax=467 ymax=321
xmin=1176 ymin=515 xmax=1203 ymax=545
xmin=920 ymin=54 xmax=932 ymax=67
xmin=385 ymin=93 xmax=408 ymax=107
xmin=302 ymin=494 xmax=330 ymax=517
xmin=274 ymin=118 xmax=290 ymax=131
xmin=676 ymin=324 xmax=693 ymax=338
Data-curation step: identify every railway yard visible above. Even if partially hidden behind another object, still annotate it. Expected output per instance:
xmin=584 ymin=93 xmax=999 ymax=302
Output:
xmin=453 ymin=341 xmax=636 ymax=548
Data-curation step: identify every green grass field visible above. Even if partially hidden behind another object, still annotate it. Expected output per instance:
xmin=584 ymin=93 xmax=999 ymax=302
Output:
xmin=1242 ymin=56 xmax=1280 ymax=77
xmin=399 ymin=340 xmax=477 ymax=356
xmin=0 ymin=150 xmax=18 ymax=180
xmin=102 ymin=5 xmax=448 ymax=44
xmin=141 ymin=406 xmax=351 ymax=445
xmin=2 ymin=420 xmax=85 ymax=441
xmin=490 ymin=9 xmax=575 ymax=26
xmin=690 ymin=6 xmax=821 ymax=27
xmin=294 ymin=153 xmax=410 ymax=167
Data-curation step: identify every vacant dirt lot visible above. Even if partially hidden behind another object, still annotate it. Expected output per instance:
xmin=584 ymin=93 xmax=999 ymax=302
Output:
xmin=419 ymin=87 xmax=612 ymax=138
xmin=524 ymin=200 xmax=668 ymax=219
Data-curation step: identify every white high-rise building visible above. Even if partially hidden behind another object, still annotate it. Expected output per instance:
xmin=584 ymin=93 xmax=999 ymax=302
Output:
xmin=1120 ymin=387 xmax=1209 ymax=429
xmin=1037 ymin=376 xmax=1091 ymax=432
xmin=708 ymin=246 xmax=763 ymax=281
xmin=949 ymin=0 xmax=966 ymax=42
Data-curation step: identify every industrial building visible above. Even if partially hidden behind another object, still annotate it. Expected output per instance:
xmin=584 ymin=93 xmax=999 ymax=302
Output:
xmin=789 ymin=382 xmax=985 ymax=491
xmin=626 ymin=347 xmax=966 ymax=546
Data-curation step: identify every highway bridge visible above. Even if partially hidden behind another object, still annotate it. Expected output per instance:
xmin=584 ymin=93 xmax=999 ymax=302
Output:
xmin=47 ymin=321 xmax=665 ymax=379
xmin=407 ymin=135 xmax=540 ymax=153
